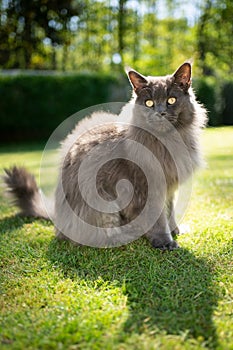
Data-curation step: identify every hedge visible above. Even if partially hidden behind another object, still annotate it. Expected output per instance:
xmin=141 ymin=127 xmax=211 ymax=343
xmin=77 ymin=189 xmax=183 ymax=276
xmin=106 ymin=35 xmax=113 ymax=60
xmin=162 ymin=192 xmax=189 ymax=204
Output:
xmin=221 ymin=82 xmax=233 ymax=125
xmin=193 ymin=78 xmax=218 ymax=126
xmin=0 ymin=73 xmax=129 ymax=142
xmin=193 ymin=78 xmax=233 ymax=126
xmin=0 ymin=73 xmax=232 ymax=142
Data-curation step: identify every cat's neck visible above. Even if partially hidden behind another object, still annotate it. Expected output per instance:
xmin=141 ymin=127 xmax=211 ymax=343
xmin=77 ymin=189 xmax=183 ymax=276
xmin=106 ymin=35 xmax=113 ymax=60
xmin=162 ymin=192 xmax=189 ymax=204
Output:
xmin=126 ymin=121 xmax=201 ymax=162
xmin=126 ymin=124 xmax=177 ymax=151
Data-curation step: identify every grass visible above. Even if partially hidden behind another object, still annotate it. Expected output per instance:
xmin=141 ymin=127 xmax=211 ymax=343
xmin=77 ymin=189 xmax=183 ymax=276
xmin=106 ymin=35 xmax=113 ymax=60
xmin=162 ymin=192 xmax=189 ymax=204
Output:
xmin=0 ymin=127 xmax=232 ymax=350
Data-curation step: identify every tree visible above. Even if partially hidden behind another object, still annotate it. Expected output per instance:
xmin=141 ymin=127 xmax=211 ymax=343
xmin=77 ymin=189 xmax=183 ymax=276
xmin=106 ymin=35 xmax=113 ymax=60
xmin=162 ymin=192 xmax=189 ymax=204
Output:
xmin=0 ymin=0 xmax=83 ymax=69
xmin=197 ymin=0 xmax=233 ymax=76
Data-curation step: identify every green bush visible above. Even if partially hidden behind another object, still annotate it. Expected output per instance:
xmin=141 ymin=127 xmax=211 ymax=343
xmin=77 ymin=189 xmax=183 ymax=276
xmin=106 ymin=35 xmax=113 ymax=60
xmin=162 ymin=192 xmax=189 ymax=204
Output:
xmin=221 ymin=81 xmax=233 ymax=125
xmin=193 ymin=78 xmax=221 ymax=126
xmin=0 ymin=73 xmax=128 ymax=142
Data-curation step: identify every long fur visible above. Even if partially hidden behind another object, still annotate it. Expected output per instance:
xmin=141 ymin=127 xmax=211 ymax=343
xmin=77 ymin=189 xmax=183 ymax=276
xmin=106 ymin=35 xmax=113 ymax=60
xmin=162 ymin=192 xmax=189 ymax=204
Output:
xmin=3 ymin=166 xmax=50 ymax=219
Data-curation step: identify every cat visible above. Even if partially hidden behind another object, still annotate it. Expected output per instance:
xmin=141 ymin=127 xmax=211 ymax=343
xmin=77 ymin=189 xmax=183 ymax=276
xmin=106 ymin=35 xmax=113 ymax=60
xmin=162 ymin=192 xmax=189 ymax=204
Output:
xmin=4 ymin=62 xmax=207 ymax=249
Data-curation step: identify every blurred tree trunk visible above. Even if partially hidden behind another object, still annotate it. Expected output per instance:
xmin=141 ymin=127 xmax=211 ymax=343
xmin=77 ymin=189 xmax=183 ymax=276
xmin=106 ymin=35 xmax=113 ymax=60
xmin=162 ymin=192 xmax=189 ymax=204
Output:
xmin=118 ymin=0 xmax=127 ymax=67
xmin=23 ymin=14 xmax=32 ymax=69
xmin=52 ymin=46 xmax=57 ymax=70
xmin=62 ymin=45 xmax=68 ymax=71
xmin=197 ymin=0 xmax=213 ymax=75
xmin=133 ymin=10 xmax=140 ymax=66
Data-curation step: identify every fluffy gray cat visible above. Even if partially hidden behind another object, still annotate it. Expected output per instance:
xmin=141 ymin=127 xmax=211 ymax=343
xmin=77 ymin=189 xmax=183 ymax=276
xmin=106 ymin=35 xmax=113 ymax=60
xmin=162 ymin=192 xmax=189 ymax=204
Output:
xmin=4 ymin=62 xmax=207 ymax=249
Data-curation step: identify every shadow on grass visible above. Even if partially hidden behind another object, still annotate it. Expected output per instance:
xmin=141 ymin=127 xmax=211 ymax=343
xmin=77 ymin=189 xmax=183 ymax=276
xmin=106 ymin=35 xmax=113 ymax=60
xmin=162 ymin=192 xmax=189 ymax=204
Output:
xmin=0 ymin=211 xmax=219 ymax=348
xmin=0 ymin=215 xmax=36 ymax=235
xmin=47 ymin=238 xmax=219 ymax=348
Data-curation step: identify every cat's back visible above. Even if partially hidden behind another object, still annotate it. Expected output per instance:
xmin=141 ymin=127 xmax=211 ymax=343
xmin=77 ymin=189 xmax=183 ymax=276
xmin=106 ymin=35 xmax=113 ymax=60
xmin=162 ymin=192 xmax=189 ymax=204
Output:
xmin=60 ymin=110 xmax=127 ymax=165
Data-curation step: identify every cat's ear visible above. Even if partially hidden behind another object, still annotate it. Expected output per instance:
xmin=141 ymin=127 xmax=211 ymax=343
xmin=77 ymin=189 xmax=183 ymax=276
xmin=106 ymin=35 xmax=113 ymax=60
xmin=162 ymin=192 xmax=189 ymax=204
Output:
xmin=173 ymin=62 xmax=191 ymax=91
xmin=126 ymin=67 xmax=148 ymax=93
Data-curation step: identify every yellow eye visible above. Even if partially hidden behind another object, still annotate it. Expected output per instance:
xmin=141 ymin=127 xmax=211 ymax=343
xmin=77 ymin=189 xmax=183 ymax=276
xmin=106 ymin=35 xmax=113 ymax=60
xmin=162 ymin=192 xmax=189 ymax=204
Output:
xmin=167 ymin=97 xmax=177 ymax=105
xmin=145 ymin=99 xmax=154 ymax=107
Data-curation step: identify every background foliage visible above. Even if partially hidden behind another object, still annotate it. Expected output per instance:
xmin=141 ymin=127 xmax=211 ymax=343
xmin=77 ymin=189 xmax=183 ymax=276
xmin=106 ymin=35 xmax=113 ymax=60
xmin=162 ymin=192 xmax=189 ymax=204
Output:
xmin=1 ymin=0 xmax=232 ymax=77
xmin=0 ymin=74 xmax=232 ymax=142
xmin=0 ymin=73 xmax=127 ymax=141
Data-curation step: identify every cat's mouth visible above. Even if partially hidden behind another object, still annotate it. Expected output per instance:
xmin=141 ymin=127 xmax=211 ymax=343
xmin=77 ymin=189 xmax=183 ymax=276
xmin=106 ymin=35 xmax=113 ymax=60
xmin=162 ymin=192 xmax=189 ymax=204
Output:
xmin=147 ymin=113 xmax=178 ymax=132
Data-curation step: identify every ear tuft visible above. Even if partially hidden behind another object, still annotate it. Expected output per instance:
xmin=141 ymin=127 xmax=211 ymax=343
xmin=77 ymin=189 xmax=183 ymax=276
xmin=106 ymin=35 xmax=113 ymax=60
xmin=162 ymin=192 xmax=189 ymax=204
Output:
xmin=126 ymin=69 xmax=148 ymax=92
xmin=173 ymin=62 xmax=192 ymax=91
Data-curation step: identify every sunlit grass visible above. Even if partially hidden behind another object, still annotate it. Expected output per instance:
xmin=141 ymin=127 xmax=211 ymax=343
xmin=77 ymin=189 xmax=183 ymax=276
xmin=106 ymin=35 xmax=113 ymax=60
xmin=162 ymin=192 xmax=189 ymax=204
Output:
xmin=0 ymin=127 xmax=232 ymax=350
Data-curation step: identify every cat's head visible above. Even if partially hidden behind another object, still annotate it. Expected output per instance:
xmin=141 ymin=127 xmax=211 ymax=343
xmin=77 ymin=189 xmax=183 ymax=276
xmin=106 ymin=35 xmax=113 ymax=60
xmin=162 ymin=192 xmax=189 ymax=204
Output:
xmin=126 ymin=62 xmax=196 ymax=132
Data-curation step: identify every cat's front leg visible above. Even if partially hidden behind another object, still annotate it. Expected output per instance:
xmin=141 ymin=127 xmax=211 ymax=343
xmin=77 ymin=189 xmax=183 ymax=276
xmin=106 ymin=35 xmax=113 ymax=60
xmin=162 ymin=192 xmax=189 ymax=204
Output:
xmin=145 ymin=210 xmax=179 ymax=250
xmin=167 ymin=195 xmax=180 ymax=237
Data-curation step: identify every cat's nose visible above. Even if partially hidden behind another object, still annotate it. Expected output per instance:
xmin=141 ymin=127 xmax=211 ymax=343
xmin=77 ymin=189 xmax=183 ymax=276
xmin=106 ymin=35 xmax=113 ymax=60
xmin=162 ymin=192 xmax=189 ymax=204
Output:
xmin=156 ymin=104 xmax=166 ymax=117
xmin=160 ymin=111 xmax=166 ymax=117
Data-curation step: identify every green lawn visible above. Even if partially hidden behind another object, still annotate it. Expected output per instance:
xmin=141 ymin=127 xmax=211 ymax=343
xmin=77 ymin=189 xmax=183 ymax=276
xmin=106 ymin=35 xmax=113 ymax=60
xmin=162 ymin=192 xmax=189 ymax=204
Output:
xmin=0 ymin=127 xmax=232 ymax=350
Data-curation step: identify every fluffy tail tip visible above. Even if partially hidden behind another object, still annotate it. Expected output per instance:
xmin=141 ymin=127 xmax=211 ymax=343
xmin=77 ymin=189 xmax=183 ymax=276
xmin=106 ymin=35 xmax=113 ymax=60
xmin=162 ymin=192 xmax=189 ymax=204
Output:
xmin=3 ymin=166 xmax=48 ymax=219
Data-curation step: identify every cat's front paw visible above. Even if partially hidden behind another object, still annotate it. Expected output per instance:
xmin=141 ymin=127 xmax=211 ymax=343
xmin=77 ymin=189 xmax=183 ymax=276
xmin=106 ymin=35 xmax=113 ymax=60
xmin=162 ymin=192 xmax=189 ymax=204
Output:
xmin=171 ymin=226 xmax=180 ymax=237
xmin=152 ymin=238 xmax=179 ymax=251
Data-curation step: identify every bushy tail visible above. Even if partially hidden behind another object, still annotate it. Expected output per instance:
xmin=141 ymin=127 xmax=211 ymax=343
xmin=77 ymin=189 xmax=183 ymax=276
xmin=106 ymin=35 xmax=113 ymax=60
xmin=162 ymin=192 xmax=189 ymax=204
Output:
xmin=3 ymin=166 xmax=52 ymax=220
